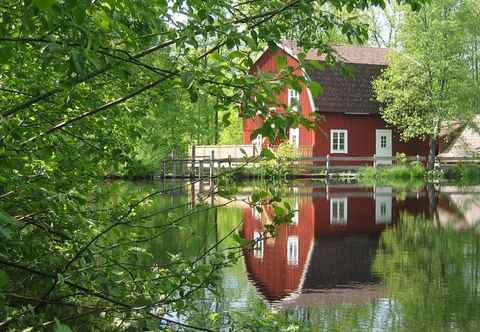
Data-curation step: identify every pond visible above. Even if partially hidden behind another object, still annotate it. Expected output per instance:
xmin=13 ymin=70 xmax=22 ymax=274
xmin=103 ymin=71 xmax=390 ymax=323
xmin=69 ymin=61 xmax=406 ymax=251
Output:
xmin=110 ymin=180 xmax=480 ymax=331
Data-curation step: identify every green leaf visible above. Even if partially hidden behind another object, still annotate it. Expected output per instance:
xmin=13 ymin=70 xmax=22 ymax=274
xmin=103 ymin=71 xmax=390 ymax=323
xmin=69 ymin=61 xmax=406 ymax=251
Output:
xmin=0 ymin=212 xmax=15 ymax=224
xmin=0 ymin=45 xmax=13 ymax=64
xmin=188 ymin=89 xmax=198 ymax=103
xmin=260 ymin=148 xmax=275 ymax=160
xmin=308 ymin=60 xmax=325 ymax=71
xmin=0 ymin=270 xmax=9 ymax=290
xmin=275 ymin=56 xmax=287 ymax=69
xmin=232 ymin=233 xmax=249 ymax=246
xmin=0 ymin=212 xmax=15 ymax=239
xmin=310 ymin=81 xmax=324 ymax=97
xmin=228 ymin=50 xmax=243 ymax=60
xmin=33 ymin=0 xmax=56 ymax=11
xmin=181 ymin=72 xmax=195 ymax=89
xmin=222 ymin=112 xmax=231 ymax=127
xmin=54 ymin=320 xmax=73 ymax=332
xmin=0 ymin=227 xmax=12 ymax=239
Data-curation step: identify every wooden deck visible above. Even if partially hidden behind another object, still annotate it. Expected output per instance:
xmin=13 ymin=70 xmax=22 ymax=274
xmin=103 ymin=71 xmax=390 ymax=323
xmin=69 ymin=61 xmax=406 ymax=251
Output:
xmin=154 ymin=145 xmax=477 ymax=179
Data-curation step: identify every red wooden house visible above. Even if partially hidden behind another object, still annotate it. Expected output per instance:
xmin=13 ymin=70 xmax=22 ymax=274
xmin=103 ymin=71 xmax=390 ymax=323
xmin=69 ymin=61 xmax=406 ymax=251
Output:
xmin=243 ymin=42 xmax=429 ymax=163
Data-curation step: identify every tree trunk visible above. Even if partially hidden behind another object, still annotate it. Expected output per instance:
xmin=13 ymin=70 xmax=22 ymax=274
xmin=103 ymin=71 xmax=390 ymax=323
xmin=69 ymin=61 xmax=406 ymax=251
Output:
xmin=214 ymin=108 xmax=219 ymax=144
xmin=427 ymin=182 xmax=439 ymax=226
xmin=427 ymin=134 xmax=438 ymax=171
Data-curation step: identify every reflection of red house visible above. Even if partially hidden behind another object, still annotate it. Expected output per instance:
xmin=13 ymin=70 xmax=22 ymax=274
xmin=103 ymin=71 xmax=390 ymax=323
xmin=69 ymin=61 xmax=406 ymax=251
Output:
xmin=242 ymin=185 xmax=429 ymax=307
xmin=243 ymin=42 xmax=429 ymax=162
xmin=243 ymin=197 xmax=315 ymax=301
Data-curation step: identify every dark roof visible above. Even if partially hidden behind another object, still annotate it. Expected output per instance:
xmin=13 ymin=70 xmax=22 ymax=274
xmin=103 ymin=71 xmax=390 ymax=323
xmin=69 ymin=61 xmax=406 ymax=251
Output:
xmin=282 ymin=41 xmax=388 ymax=65
xmin=302 ymin=235 xmax=380 ymax=290
xmin=307 ymin=63 xmax=385 ymax=114
xmin=282 ymin=41 xmax=387 ymax=114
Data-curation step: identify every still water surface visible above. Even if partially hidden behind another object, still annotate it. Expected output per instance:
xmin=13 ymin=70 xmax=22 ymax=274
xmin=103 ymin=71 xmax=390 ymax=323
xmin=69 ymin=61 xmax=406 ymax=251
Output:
xmin=124 ymin=180 xmax=480 ymax=331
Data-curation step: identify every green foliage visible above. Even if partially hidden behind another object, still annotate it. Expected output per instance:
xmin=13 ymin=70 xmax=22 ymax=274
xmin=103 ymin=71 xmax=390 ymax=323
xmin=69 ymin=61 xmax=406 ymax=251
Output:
xmin=218 ymin=110 xmax=243 ymax=145
xmin=256 ymin=143 xmax=297 ymax=179
xmin=374 ymin=0 xmax=480 ymax=145
xmin=374 ymin=213 xmax=480 ymax=331
xmin=358 ymin=162 xmax=425 ymax=187
xmin=445 ymin=164 xmax=480 ymax=184
xmin=0 ymin=0 xmax=429 ymax=329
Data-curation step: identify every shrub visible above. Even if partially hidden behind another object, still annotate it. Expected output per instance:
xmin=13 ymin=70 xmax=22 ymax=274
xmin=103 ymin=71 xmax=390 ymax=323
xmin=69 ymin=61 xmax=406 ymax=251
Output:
xmin=358 ymin=161 xmax=425 ymax=187
xmin=446 ymin=164 xmax=480 ymax=183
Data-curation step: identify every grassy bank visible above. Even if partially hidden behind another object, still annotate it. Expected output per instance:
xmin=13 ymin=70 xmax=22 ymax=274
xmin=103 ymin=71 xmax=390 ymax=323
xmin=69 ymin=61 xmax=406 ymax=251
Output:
xmin=358 ymin=163 xmax=426 ymax=187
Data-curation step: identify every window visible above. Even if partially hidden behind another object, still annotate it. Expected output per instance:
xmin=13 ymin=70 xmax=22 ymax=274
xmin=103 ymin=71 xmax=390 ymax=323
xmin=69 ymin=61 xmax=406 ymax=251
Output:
xmin=380 ymin=135 xmax=387 ymax=148
xmin=380 ymin=202 xmax=387 ymax=216
xmin=375 ymin=191 xmax=392 ymax=224
xmin=289 ymin=128 xmax=299 ymax=148
xmin=330 ymin=130 xmax=348 ymax=153
xmin=252 ymin=134 xmax=262 ymax=154
xmin=330 ymin=197 xmax=348 ymax=224
xmin=288 ymin=89 xmax=300 ymax=113
xmin=287 ymin=236 xmax=299 ymax=265
xmin=253 ymin=231 xmax=264 ymax=259
xmin=251 ymin=206 xmax=261 ymax=220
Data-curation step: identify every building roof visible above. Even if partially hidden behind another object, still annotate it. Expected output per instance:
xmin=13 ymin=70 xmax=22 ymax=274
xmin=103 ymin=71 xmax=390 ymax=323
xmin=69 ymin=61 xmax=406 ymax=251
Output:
xmin=282 ymin=40 xmax=389 ymax=65
xmin=306 ymin=64 xmax=384 ymax=114
xmin=280 ymin=41 xmax=388 ymax=114
xmin=438 ymin=116 xmax=480 ymax=157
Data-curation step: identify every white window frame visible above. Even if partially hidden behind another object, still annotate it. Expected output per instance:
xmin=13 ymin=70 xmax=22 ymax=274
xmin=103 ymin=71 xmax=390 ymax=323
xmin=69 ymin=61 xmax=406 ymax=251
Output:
xmin=330 ymin=197 xmax=348 ymax=225
xmin=375 ymin=187 xmax=392 ymax=224
xmin=252 ymin=134 xmax=263 ymax=154
xmin=253 ymin=231 xmax=264 ymax=259
xmin=330 ymin=129 xmax=348 ymax=154
xmin=251 ymin=206 xmax=261 ymax=220
xmin=288 ymin=89 xmax=300 ymax=113
xmin=289 ymin=127 xmax=300 ymax=148
xmin=287 ymin=236 xmax=299 ymax=265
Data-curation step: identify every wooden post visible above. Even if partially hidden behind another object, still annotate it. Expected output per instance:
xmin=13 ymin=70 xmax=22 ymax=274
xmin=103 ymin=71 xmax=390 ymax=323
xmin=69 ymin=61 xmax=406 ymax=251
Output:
xmin=171 ymin=150 xmax=176 ymax=179
xmin=191 ymin=145 xmax=196 ymax=178
xmin=191 ymin=181 xmax=195 ymax=207
xmin=210 ymin=150 xmax=214 ymax=178
xmin=228 ymin=155 xmax=232 ymax=172
xmin=416 ymin=154 xmax=420 ymax=164
xmin=181 ymin=158 xmax=185 ymax=178
xmin=326 ymin=154 xmax=330 ymax=175
xmin=209 ymin=150 xmax=214 ymax=193
xmin=162 ymin=159 xmax=166 ymax=180
xmin=199 ymin=160 xmax=204 ymax=178
xmin=373 ymin=154 xmax=377 ymax=168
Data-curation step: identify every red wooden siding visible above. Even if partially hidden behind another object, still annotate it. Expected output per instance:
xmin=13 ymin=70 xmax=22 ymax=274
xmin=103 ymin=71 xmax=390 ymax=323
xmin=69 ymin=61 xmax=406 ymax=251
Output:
xmin=242 ymin=198 xmax=315 ymax=301
xmin=314 ymin=113 xmax=430 ymax=157
xmin=243 ymin=48 xmax=315 ymax=147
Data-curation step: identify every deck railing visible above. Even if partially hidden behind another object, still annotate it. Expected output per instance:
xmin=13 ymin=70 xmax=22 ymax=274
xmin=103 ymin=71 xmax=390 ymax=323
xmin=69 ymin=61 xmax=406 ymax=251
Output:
xmin=157 ymin=145 xmax=480 ymax=179
xmin=160 ymin=146 xmax=432 ymax=179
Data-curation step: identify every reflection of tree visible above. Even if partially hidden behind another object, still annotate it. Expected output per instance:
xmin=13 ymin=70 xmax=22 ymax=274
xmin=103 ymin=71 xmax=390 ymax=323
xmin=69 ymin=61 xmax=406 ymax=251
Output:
xmin=374 ymin=214 xmax=480 ymax=331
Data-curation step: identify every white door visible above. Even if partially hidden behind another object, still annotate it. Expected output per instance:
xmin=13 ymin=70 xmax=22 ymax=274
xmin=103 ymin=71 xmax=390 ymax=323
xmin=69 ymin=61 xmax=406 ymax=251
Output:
xmin=375 ymin=129 xmax=392 ymax=165
xmin=375 ymin=187 xmax=392 ymax=224
xmin=289 ymin=128 xmax=299 ymax=148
